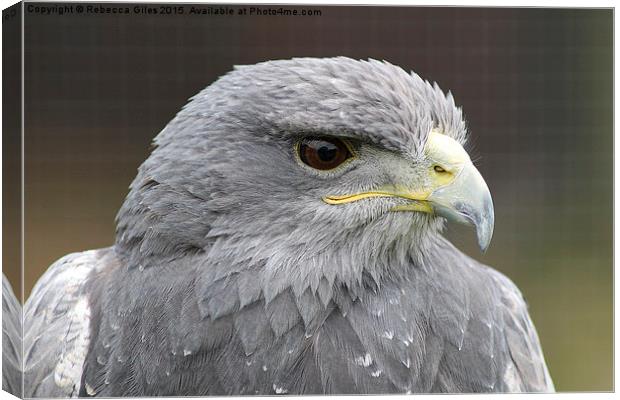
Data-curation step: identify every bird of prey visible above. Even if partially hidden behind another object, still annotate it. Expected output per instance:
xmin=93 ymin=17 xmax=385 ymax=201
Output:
xmin=14 ymin=57 xmax=554 ymax=396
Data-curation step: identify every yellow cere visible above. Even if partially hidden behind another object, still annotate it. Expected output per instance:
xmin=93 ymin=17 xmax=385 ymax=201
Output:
xmin=424 ymin=130 xmax=470 ymax=166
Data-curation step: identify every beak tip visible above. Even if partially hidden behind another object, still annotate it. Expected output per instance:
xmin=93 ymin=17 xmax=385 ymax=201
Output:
xmin=477 ymin=233 xmax=492 ymax=253
xmin=476 ymin=214 xmax=494 ymax=253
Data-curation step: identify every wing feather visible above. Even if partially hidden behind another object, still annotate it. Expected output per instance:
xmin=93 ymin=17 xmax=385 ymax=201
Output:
xmin=23 ymin=248 xmax=116 ymax=397
xmin=2 ymin=275 xmax=23 ymax=397
xmin=491 ymin=270 xmax=555 ymax=392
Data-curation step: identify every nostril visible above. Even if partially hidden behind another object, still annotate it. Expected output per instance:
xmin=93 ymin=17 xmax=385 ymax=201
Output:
xmin=433 ymin=165 xmax=446 ymax=173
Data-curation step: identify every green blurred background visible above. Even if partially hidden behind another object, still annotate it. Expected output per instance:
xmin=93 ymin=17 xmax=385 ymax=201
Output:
xmin=9 ymin=5 xmax=613 ymax=392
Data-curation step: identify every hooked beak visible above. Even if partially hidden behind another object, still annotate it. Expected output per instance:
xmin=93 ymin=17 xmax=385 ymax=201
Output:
xmin=425 ymin=162 xmax=494 ymax=252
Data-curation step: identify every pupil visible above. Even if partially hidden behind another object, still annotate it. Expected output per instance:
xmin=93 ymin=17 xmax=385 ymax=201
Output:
xmin=317 ymin=143 xmax=337 ymax=162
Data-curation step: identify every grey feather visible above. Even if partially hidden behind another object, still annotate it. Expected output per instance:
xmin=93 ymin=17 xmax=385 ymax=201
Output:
xmin=265 ymin=290 xmax=302 ymax=338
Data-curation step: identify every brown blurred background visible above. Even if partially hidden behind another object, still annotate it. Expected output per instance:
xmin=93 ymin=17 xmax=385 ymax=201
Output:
xmin=6 ymin=4 xmax=614 ymax=392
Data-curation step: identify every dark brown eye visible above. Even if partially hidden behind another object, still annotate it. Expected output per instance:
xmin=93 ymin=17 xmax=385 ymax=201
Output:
xmin=298 ymin=137 xmax=353 ymax=171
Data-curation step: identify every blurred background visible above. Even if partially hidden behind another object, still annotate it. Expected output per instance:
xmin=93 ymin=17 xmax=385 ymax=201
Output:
xmin=7 ymin=5 xmax=613 ymax=392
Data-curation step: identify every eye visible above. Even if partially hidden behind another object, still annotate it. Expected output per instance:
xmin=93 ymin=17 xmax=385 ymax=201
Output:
xmin=298 ymin=137 xmax=353 ymax=171
xmin=433 ymin=165 xmax=447 ymax=173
